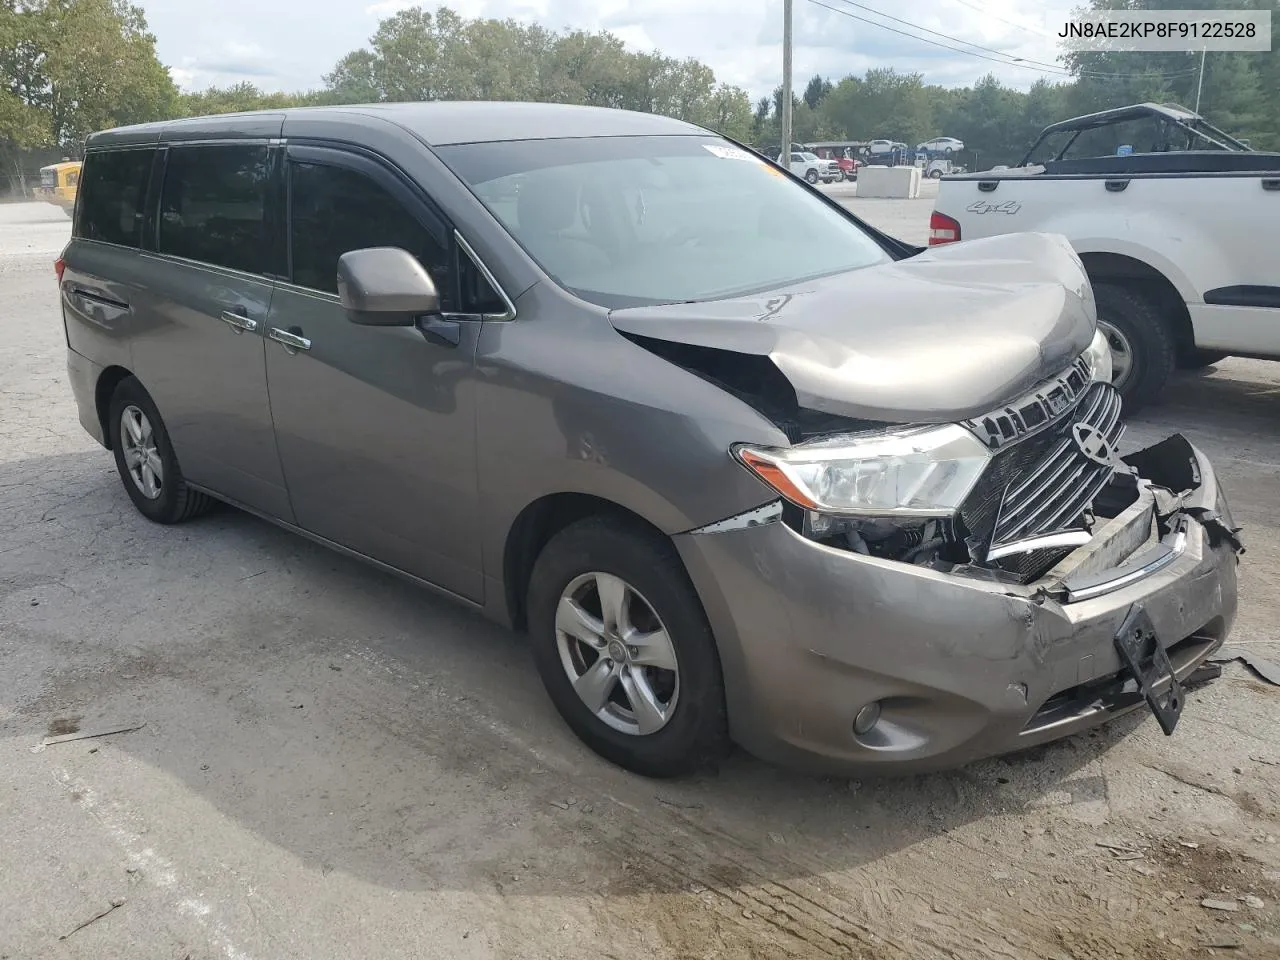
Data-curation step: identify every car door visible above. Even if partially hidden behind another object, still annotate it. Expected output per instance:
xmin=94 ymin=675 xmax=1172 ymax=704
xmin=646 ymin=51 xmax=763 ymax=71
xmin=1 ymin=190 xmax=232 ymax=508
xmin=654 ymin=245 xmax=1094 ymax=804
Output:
xmin=263 ymin=145 xmax=495 ymax=601
xmin=131 ymin=142 xmax=293 ymax=520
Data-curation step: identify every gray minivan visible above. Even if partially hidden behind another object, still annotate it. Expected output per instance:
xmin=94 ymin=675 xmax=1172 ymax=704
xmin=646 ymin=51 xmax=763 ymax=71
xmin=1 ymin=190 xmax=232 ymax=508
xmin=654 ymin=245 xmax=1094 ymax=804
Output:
xmin=60 ymin=102 xmax=1240 ymax=778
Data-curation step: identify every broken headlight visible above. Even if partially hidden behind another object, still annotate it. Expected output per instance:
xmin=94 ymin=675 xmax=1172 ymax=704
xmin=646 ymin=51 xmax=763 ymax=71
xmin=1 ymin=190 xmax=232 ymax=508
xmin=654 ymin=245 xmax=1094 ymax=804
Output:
xmin=734 ymin=423 xmax=992 ymax=517
xmin=1084 ymin=327 xmax=1113 ymax=383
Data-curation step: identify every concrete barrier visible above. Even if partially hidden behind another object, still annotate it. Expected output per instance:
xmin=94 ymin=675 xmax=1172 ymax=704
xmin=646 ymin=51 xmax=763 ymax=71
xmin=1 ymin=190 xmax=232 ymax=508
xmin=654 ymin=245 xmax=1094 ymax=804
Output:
xmin=856 ymin=165 xmax=922 ymax=199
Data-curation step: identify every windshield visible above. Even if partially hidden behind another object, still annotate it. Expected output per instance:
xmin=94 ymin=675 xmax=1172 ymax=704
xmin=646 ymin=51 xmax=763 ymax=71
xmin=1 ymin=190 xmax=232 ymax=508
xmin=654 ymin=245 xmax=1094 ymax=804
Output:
xmin=436 ymin=136 xmax=889 ymax=309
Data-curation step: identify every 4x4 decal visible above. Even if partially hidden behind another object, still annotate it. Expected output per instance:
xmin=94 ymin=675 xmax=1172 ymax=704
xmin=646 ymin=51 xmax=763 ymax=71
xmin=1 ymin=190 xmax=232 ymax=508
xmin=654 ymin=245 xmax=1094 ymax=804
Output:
xmin=966 ymin=199 xmax=1022 ymax=215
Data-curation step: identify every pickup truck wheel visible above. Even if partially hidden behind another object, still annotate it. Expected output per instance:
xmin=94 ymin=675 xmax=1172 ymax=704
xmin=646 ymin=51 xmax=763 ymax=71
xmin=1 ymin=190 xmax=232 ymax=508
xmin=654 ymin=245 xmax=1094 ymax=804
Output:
xmin=805 ymin=169 xmax=819 ymax=184
xmin=1092 ymin=283 xmax=1177 ymax=414
xmin=526 ymin=517 xmax=728 ymax=778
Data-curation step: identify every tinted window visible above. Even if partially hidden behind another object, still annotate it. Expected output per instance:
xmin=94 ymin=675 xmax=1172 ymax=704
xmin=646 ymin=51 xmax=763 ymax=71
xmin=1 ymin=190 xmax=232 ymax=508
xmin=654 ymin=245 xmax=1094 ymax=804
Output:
xmin=159 ymin=145 xmax=272 ymax=274
xmin=289 ymin=161 xmax=454 ymax=307
xmin=438 ymin=136 xmax=889 ymax=309
xmin=76 ymin=149 xmax=155 ymax=247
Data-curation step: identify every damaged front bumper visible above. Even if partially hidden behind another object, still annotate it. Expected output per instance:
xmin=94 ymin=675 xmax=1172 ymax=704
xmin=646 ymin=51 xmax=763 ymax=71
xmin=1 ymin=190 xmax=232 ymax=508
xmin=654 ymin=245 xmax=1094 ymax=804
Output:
xmin=673 ymin=436 xmax=1242 ymax=774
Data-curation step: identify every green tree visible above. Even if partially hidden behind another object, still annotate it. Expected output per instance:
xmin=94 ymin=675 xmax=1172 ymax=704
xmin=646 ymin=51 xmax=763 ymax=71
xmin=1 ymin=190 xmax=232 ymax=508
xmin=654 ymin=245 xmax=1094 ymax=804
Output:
xmin=320 ymin=5 xmax=754 ymax=138
xmin=1063 ymin=0 xmax=1279 ymax=146
xmin=1 ymin=0 xmax=176 ymax=153
xmin=179 ymin=81 xmax=307 ymax=117
xmin=802 ymin=74 xmax=832 ymax=111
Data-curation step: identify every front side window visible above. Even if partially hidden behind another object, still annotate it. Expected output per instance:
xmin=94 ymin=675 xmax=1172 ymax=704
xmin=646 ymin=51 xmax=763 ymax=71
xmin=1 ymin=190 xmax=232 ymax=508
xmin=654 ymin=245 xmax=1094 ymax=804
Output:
xmin=75 ymin=149 xmax=155 ymax=247
xmin=437 ymin=136 xmax=890 ymax=309
xmin=158 ymin=145 xmax=271 ymax=274
xmin=289 ymin=161 xmax=455 ymax=308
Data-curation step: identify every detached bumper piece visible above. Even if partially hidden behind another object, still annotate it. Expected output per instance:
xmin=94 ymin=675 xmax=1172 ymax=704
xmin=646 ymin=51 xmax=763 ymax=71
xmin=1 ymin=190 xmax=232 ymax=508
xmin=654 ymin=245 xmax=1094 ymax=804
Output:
xmin=1113 ymin=603 xmax=1183 ymax=735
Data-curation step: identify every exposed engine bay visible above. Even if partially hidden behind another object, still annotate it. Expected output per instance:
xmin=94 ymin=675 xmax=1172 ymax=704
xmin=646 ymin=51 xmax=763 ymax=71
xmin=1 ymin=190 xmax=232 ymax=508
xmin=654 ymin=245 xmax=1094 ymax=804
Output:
xmin=646 ymin=336 xmax=1242 ymax=587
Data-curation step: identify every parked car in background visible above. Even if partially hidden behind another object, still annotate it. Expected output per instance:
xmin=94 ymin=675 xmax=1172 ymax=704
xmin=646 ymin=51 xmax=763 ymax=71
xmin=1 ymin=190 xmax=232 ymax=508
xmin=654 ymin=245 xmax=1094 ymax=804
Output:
xmin=59 ymin=102 xmax=1240 ymax=781
xmin=923 ymin=157 xmax=963 ymax=179
xmin=37 ymin=160 xmax=81 ymax=214
xmin=789 ymin=151 xmax=838 ymax=183
xmin=918 ymin=137 xmax=964 ymax=155
xmin=866 ymin=139 xmax=897 ymax=156
xmin=931 ymin=101 xmax=1280 ymax=411
xmin=807 ymin=143 xmax=863 ymax=180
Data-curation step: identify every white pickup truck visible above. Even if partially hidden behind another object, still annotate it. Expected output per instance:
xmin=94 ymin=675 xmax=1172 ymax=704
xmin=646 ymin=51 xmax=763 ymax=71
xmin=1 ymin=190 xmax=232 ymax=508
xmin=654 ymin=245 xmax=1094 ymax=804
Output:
xmin=929 ymin=103 xmax=1280 ymax=410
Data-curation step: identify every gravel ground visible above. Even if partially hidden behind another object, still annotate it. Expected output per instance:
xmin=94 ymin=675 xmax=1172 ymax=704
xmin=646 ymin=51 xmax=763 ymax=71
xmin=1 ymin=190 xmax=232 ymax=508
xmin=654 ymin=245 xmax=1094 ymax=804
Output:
xmin=2 ymin=198 xmax=1278 ymax=960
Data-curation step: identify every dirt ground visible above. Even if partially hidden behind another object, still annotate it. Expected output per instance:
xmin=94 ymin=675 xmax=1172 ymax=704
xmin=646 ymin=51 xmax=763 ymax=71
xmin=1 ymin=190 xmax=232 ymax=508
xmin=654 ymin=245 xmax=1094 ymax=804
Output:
xmin=1 ymin=197 xmax=1277 ymax=960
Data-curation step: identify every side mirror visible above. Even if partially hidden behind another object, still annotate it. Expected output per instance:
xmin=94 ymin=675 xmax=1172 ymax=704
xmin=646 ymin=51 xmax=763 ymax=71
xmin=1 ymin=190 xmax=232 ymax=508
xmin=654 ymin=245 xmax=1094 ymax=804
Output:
xmin=336 ymin=247 xmax=440 ymax=326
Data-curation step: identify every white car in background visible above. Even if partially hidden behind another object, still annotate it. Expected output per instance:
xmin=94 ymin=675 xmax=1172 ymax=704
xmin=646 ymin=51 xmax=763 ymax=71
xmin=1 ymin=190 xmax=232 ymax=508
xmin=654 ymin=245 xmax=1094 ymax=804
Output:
xmin=789 ymin=151 xmax=839 ymax=184
xmin=866 ymin=139 xmax=901 ymax=157
xmin=918 ymin=136 xmax=964 ymax=155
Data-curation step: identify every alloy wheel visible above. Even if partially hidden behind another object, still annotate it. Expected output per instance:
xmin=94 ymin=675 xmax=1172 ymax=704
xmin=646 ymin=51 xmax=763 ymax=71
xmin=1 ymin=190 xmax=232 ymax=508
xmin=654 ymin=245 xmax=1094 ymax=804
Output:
xmin=120 ymin=405 xmax=163 ymax=499
xmin=1097 ymin=319 xmax=1135 ymax=391
xmin=554 ymin=571 xmax=680 ymax=736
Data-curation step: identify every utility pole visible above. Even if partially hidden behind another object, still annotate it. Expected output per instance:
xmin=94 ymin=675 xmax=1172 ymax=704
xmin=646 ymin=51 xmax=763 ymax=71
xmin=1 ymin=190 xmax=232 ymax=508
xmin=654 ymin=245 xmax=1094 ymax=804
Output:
xmin=1195 ymin=48 xmax=1206 ymax=113
xmin=781 ymin=0 xmax=793 ymax=164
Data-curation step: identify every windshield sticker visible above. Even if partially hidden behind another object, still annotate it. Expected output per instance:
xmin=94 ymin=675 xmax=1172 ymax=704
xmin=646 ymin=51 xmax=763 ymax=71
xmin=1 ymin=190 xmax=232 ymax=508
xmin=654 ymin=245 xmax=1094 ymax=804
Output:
xmin=702 ymin=144 xmax=763 ymax=163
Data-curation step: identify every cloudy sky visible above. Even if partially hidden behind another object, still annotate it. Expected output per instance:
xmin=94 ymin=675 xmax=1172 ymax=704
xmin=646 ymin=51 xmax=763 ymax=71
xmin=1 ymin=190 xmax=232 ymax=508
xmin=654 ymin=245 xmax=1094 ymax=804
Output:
xmin=136 ymin=0 xmax=1079 ymax=98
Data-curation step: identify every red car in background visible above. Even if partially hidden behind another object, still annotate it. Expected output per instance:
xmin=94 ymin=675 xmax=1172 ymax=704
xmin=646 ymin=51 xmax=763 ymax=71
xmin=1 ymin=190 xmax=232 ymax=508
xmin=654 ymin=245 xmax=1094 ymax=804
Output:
xmin=807 ymin=142 xmax=864 ymax=181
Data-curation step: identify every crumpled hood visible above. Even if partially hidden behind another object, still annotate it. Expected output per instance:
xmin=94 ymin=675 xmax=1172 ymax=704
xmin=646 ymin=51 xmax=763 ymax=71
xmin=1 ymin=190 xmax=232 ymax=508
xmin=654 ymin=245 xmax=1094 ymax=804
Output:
xmin=609 ymin=232 xmax=1096 ymax=423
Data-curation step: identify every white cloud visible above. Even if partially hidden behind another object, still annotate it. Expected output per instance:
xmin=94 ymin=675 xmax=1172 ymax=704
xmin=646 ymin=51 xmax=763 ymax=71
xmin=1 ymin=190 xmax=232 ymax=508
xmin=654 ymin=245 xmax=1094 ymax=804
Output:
xmin=365 ymin=0 xmax=418 ymax=15
xmin=135 ymin=0 xmax=1081 ymax=98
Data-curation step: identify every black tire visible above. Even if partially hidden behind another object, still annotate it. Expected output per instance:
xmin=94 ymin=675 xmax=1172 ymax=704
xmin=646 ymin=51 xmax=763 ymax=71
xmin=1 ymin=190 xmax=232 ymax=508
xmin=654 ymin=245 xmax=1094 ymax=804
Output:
xmin=527 ymin=517 xmax=729 ymax=778
xmin=108 ymin=376 xmax=215 ymax=524
xmin=805 ymin=169 xmax=819 ymax=184
xmin=1179 ymin=348 xmax=1229 ymax=370
xmin=1091 ymin=282 xmax=1177 ymax=415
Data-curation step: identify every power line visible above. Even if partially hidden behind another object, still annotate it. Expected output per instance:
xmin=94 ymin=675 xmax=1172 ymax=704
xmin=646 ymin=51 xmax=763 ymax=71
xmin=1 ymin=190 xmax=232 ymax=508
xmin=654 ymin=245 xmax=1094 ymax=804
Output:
xmin=808 ymin=0 xmax=1200 ymax=82
xmin=947 ymin=0 xmax=1055 ymax=40
xmin=831 ymin=0 xmax=1071 ymax=72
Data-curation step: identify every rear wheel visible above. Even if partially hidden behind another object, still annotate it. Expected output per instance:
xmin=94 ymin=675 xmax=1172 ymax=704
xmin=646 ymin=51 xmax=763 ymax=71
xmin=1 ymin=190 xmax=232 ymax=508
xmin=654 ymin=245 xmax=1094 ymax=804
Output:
xmin=108 ymin=376 xmax=215 ymax=524
xmin=1092 ymin=282 xmax=1177 ymax=414
xmin=527 ymin=517 xmax=728 ymax=778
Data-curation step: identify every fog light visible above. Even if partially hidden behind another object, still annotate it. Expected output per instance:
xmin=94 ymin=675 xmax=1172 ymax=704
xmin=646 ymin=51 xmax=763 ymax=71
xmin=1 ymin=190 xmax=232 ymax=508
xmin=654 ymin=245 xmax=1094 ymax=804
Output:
xmin=853 ymin=702 xmax=882 ymax=736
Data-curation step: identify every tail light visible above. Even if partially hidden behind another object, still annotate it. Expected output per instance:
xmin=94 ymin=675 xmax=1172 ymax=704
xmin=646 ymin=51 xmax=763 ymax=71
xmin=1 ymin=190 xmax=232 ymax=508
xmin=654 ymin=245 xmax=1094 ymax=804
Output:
xmin=928 ymin=211 xmax=961 ymax=245
xmin=54 ymin=257 xmax=66 ymax=282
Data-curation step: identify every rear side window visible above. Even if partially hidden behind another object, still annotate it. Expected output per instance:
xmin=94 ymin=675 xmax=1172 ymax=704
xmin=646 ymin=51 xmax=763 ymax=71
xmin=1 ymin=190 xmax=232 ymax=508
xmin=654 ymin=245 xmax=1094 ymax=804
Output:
xmin=289 ymin=160 xmax=453 ymax=306
xmin=159 ymin=145 xmax=272 ymax=274
xmin=76 ymin=149 xmax=155 ymax=247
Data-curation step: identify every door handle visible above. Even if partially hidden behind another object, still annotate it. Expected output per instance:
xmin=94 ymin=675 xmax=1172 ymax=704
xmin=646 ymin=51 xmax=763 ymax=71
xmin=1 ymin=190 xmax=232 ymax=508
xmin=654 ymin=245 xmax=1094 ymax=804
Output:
xmin=268 ymin=326 xmax=311 ymax=353
xmin=220 ymin=310 xmax=258 ymax=334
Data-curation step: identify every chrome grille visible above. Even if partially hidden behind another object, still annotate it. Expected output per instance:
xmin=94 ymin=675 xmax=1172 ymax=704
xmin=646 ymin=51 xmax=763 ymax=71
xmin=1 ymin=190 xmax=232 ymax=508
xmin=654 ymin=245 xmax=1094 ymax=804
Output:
xmin=962 ymin=356 xmax=1092 ymax=450
xmin=960 ymin=381 xmax=1124 ymax=565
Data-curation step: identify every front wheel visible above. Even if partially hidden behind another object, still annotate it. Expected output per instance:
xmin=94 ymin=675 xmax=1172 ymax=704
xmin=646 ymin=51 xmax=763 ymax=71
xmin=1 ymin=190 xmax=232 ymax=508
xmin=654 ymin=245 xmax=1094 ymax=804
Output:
xmin=805 ymin=169 xmax=819 ymax=184
xmin=527 ymin=517 xmax=728 ymax=778
xmin=1092 ymin=282 xmax=1177 ymax=414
